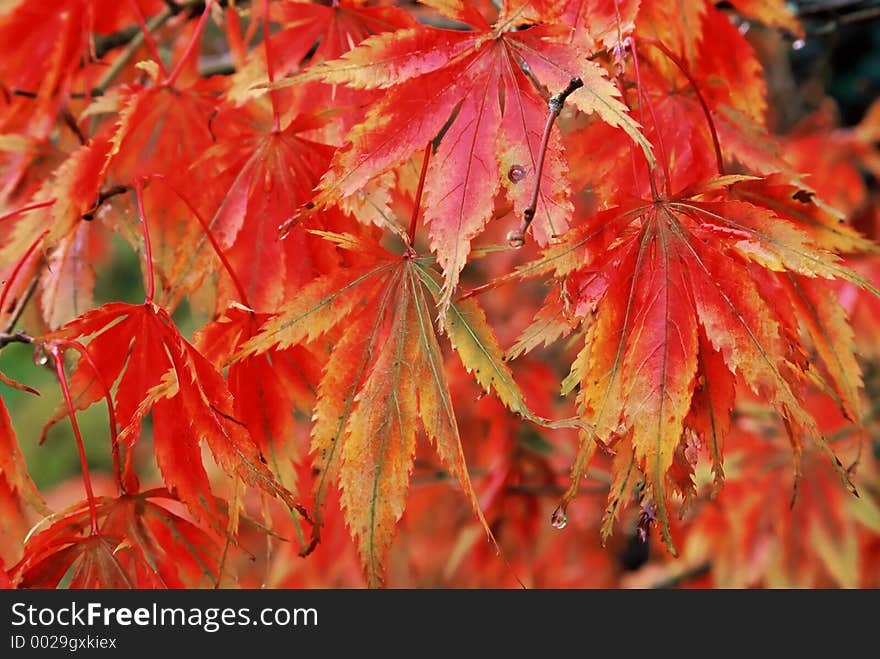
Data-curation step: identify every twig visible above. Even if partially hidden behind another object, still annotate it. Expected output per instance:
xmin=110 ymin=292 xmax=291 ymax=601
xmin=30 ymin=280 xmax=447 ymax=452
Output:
xmin=82 ymin=185 xmax=131 ymax=221
xmin=3 ymin=273 xmax=39 ymax=334
xmin=507 ymin=77 xmax=583 ymax=248
xmin=0 ymin=330 xmax=33 ymax=350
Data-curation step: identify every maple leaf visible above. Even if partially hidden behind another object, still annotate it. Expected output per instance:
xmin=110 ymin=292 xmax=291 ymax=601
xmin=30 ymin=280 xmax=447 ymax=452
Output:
xmin=783 ymin=99 xmax=880 ymax=219
xmin=0 ymin=130 xmax=114 ymax=331
xmin=677 ymin=396 xmax=880 ymax=588
xmin=236 ymin=230 xmax=546 ymax=586
xmin=41 ymin=301 xmax=297 ymax=523
xmin=282 ymin=0 xmax=650 ymax=309
xmin=0 ymin=1 xmax=163 ymax=120
xmin=195 ymin=304 xmax=324 ymax=491
xmin=12 ymin=489 xmax=225 ymax=588
xmin=187 ymin=111 xmax=347 ymax=312
xmin=0 ymin=371 xmax=47 ymax=516
xmin=102 ymin=73 xmax=223 ymax=187
xmin=228 ymin=0 xmax=416 ymax=121
xmin=502 ymin=176 xmax=872 ymax=551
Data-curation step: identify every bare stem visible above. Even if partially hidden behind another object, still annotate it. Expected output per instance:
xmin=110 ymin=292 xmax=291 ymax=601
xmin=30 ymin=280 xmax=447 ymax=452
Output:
xmin=0 ymin=330 xmax=33 ymax=350
xmin=509 ymin=77 xmax=583 ymax=248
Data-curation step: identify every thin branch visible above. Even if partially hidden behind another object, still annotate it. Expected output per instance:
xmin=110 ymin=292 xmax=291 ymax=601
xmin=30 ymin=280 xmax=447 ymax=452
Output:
xmin=164 ymin=0 xmax=215 ymax=87
xmin=0 ymin=330 xmax=33 ymax=350
xmin=143 ymin=174 xmax=252 ymax=308
xmin=508 ymin=77 xmax=584 ymax=248
xmin=82 ymin=185 xmax=131 ymax=221
xmin=625 ymin=36 xmax=670 ymax=198
xmin=3 ymin=274 xmax=39 ymax=335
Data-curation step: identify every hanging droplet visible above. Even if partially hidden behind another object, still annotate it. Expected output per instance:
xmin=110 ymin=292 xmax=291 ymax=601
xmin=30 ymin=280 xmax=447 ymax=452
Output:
xmin=506 ymin=230 xmax=525 ymax=248
xmin=792 ymin=39 xmax=806 ymax=51
xmin=34 ymin=348 xmax=49 ymax=367
xmin=550 ymin=505 xmax=568 ymax=530
xmin=507 ymin=164 xmax=526 ymax=183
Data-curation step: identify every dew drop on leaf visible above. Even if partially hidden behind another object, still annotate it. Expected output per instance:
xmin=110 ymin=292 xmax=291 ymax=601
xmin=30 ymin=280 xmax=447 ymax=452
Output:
xmin=551 ymin=505 xmax=567 ymax=530
xmin=507 ymin=165 xmax=526 ymax=183
xmin=506 ymin=230 xmax=525 ymax=248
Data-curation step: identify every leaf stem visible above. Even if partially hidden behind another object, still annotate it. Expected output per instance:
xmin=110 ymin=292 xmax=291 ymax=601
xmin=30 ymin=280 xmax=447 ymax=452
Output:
xmin=164 ymin=0 xmax=215 ymax=87
xmin=125 ymin=0 xmax=172 ymax=79
xmin=509 ymin=77 xmax=583 ymax=248
xmin=144 ymin=174 xmax=253 ymax=309
xmin=95 ymin=7 xmax=176 ymax=95
xmin=3 ymin=275 xmax=39 ymax=335
xmin=57 ymin=339 xmax=125 ymax=495
xmin=640 ymin=37 xmax=724 ymax=177
xmin=49 ymin=344 xmax=100 ymax=536
xmin=262 ymin=0 xmax=280 ymax=132
xmin=624 ymin=37 xmax=669 ymax=199
xmin=0 ymin=229 xmax=48 ymax=323
xmin=408 ymin=143 xmax=432 ymax=250
xmin=133 ymin=180 xmax=155 ymax=304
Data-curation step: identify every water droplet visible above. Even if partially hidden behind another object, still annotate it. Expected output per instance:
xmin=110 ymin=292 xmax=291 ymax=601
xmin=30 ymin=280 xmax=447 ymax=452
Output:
xmin=737 ymin=20 xmax=750 ymax=35
xmin=506 ymin=230 xmax=525 ymax=248
xmin=507 ymin=165 xmax=526 ymax=183
xmin=792 ymin=38 xmax=806 ymax=51
xmin=551 ymin=505 xmax=568 ymax=530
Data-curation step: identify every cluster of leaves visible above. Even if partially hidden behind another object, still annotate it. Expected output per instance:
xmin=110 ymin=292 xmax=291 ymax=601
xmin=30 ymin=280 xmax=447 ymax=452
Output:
xmin=0 ymin=0 xmax=879 ymax=588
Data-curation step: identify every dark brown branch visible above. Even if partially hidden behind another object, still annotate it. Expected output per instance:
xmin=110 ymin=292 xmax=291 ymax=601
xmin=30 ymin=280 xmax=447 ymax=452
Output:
xmin=82 ymin=185 xmax=131 ymax=221
xmin=0 ymin=330 xmax=33 ymax=350
xmin=3 ymin=273 xmax=39 ymax=335
xmin=60 ymin=106 xmax=86 ymax=145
